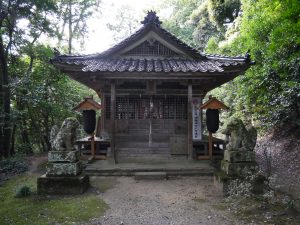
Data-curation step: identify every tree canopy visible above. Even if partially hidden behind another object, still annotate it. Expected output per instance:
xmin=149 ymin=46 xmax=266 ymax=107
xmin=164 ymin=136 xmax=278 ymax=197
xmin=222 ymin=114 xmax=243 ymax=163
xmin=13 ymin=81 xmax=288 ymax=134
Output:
xmin=0 ymin=0 xmax=96 ymax=157
xmin=161 ymin=0 xmax=300 ymax=128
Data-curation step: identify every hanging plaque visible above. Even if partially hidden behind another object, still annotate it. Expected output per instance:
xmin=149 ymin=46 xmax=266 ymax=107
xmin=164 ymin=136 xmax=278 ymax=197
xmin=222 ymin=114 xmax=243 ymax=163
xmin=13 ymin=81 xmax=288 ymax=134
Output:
xmin=192 ymin=98 xmax=202 ymax=140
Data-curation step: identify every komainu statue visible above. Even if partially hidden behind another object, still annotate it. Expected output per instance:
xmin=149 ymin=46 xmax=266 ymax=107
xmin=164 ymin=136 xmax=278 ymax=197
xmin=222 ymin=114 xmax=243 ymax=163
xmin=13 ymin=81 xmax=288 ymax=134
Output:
xmin=50 ymin=117 xmax=79 ymax=151
xmin=222 ymin=118 xmax=257 ymax=151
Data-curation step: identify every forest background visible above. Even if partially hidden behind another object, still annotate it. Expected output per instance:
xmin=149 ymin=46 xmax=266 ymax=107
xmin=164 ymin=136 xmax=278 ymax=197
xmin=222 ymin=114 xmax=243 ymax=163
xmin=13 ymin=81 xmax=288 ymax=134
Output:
xmin=0 ymin=0 xmax=299 ymax=158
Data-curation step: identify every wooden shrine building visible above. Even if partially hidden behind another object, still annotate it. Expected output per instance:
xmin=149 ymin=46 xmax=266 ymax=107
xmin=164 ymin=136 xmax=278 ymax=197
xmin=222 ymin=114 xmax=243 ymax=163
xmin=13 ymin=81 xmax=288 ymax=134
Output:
xmin=51 ymin=11 xmax=252 ymax=163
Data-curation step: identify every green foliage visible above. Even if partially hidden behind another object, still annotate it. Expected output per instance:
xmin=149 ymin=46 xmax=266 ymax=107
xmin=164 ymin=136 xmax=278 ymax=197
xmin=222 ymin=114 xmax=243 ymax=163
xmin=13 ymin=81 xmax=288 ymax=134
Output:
xmin=14 ymin=185 xmax=31 ymax=198
xmin=10 ymin=45 xmax=91 ymax=153
xmin=0 ymin=175 xmax=108 ymax=225
xmin=161 ymin=0 xmax=201 ymax=47
xmin=165 ymin=0 xmax=299 ymax=128
xmin=213 ymin=0 xmax=300 ymax=127
xmin=207 ymin=0 xmax=241 ymax=26
xmin=55 ymin=0 xmax=101 ymax=53
xmin=0 ymin=156 xmax=29 ymax=176
xmin=162 ymin=0 xmax=241 ymax=49
xmin=206 ymin=37 xmax=219 ymax=53
xmin=106 ymin=4 xmax=141 ymax=42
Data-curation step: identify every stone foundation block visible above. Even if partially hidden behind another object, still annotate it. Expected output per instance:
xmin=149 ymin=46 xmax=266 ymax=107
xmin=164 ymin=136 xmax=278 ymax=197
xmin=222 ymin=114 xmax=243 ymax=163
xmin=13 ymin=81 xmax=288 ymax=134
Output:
xmin=48 ymin=150 xmax=79 ymax=163
xmin=134 ymin=172 xmax=167 ymax=180
xmin=214 ymin=171 xmax=232 ymax=196
xmin=46 ymin=161 xmax=82 ymax=177
xmin=37 ymin=174 xmax=89 ymax=195
xmin=221 ymin=160 xmax=257 ymax=177
xmin=224 ymin=150 xmax=255 ymax=163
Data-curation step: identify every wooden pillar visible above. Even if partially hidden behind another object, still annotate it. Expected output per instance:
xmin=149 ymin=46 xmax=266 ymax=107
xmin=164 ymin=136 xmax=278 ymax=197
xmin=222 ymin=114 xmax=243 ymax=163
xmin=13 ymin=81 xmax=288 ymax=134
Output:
xmin=101 ymin=93 xmax=105 ymax=132
xmin=110 ymin=81 xmax=116 ymax=163
xmin=187 ymin=83 xmax=193 ymax=160
xmin=208 ymin=131 xmax=213 ymax=159
xmin=199 ymin=96 xmax=203 ymax=140
xmin=96 ymin=91 xmax=104 ymax=136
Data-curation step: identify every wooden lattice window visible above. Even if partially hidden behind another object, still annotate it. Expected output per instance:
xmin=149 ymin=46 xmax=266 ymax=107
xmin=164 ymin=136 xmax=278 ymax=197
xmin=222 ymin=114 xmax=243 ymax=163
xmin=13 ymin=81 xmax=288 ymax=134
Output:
xmin=106 ymin=95 xmax=187 ymax=120
xmin=123 ymin=40 xmax=180 ymax=57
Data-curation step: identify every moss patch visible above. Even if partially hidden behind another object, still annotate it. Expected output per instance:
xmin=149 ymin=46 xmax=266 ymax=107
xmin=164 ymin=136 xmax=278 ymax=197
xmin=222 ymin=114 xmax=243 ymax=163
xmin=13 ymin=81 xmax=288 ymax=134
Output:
xmin=0 ymin=175 xmax=108 ymax=225
xmin=212 ymin=202 xmax=227 ymax=211
xmin=192 ymin=197 xmax=207 ymax=203
xmin=214 ymin=170 xmax=230 ymax=182
xmin=227 ymin=196 xmax=300 ymax=225
xmin=36 ymin=161 xmax=48 ymax=174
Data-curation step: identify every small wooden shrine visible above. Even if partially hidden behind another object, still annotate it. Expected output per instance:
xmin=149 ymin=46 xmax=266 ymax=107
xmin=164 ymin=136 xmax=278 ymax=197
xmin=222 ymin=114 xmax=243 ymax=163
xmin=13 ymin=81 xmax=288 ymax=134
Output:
xmin=51 ymin=11 xmax=253 ymax=163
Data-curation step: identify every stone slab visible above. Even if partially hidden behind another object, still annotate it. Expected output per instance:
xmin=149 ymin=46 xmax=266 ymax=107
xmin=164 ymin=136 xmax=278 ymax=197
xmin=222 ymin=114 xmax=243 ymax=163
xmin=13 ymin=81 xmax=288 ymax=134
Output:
xmin=214 ymin=172 xmax=231 ymax=196
xmin=221 ymin=160 xmax=257 ymax=177
xmin=134 ymin=172 xmax=167 ymax=180
xmin=46 ymin=161 xmax=82 ymax=177
xmin=37 ymin=174 xmax=89 ymax=195
xmin=48 ymin=150 xmax=79 ymax=163
xmin=224 ymin=150 xmax=255 ymax=163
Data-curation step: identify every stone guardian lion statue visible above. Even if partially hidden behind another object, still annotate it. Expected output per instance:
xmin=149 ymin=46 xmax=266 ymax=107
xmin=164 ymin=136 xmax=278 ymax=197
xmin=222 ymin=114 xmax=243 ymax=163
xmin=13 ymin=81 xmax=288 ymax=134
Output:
xmin=222 ymin=118 xmax=257 ymax=151
xmin=50 ymin=117 xmax=79 ymax=151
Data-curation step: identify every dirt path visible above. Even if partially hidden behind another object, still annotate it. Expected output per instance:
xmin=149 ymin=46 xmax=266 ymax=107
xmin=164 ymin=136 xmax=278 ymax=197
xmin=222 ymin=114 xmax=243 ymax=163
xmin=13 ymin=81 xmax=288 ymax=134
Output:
xmin=84 ymin=176 xmax=243 ymax=225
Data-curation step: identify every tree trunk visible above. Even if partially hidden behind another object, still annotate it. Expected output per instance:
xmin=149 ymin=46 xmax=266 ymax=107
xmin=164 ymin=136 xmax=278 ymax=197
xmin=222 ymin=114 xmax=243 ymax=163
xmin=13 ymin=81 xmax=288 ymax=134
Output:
xmin=10 ymin=124 xmax=16 ymax=155
xmin=0 ymin=34 xmax=11 ymax=158
xmin=68 ymin=0 xmax=73 ymax=54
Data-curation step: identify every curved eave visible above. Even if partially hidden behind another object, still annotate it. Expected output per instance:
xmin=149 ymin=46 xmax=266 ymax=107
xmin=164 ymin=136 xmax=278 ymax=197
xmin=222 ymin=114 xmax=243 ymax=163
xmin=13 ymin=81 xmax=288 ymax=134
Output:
xmin=59 ymin=62 xmax=250 ymax=93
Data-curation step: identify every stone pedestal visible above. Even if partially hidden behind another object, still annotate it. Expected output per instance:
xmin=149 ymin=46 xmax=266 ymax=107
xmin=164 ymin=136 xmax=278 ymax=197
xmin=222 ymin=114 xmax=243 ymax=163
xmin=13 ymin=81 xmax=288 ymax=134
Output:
xmin=221 ymin=149 xmax=257 ymax=177
xmin=46 ymin=161 xmax=82 ymax=176
xmin=221 ymin=160 xmax=257 ymax=177
xmin=37 ymin=150 xmax=89 ymax=195
xmin=215 ymin=149 xmax=258 ymax=195
xmin=37 ymin=174 xmax=89 ymax=195
xmin=223 ymin=150 xmax=255 ymax=163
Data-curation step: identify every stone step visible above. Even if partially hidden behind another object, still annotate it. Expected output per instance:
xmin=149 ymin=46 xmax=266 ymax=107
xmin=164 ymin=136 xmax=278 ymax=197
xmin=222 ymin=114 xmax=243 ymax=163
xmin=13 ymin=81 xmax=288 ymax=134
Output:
xmin=134 ymin=172 xmax=167 ymax=180
xmin=116 ymin=135 xmax=171 ymax=142
xmin=117 ymin=149 xmax=169 ymax=153
xmin=85 ymin=167 xmax=214 ymax=177
xmin=117 ymin=154 xmax=171 ymax=163
xmin=116 ymin=142 xmax=169 ymax=148
xmin=117 ymin=152 xmax=170 ymax=157
xmin=128 ymin=129 xmax=173 ymax=134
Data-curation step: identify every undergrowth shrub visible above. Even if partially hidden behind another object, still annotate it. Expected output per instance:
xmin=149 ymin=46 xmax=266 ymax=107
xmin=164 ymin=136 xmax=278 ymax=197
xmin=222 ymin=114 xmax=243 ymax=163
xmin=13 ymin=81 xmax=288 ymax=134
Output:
xmin=14 ymin=185 xmax=31 ymax=198
xmin=227 ymin=168 xmax=265 ymax=197
xmin=0 ymin=156 xmax=29 ymax=179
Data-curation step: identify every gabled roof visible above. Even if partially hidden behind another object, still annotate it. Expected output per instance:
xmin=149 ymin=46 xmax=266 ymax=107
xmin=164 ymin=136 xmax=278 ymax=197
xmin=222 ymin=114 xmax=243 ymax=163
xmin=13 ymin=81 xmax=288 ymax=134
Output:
xmin=201 ymin=96 xmax=229 ymax=110
xmin=73 ymin=96 xmax=102 ymax=111
xmin=51 ymin=11 xmax=252 ymax=74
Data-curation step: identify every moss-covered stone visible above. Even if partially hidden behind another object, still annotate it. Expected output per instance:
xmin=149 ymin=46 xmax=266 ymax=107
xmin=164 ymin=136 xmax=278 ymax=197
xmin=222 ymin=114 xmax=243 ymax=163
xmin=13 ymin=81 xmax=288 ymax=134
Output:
xmin=214 ymin=170 xmax=234 ymax=196
xmin=46 ymin=161 xmax=82 ymax=177
xmin=224 ymin=150 xmax=255 ymax=163
xmin=221 ymin=160 xmax=257 ymax=176
xmin=48 ymin=150 xmax=79 ymax=163
xmin=37 ymin=174 xmax=89 ymax=195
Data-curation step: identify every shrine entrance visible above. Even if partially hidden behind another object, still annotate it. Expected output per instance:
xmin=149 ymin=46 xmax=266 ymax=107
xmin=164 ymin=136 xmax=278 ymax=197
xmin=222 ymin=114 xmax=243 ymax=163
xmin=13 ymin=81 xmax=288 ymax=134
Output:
xmin=105 ymin=95 xmax=188 ymax=162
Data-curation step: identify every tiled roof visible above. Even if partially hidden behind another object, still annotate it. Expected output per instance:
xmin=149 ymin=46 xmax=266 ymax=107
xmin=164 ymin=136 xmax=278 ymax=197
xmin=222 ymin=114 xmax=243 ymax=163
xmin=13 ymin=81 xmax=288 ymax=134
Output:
xmin=81 ymin=58 xmax=245 ymax=73
xmin=52 ymin=55 xmax=249 ymax=73
xmin=51 ymin=11 xmax=252 ymax=74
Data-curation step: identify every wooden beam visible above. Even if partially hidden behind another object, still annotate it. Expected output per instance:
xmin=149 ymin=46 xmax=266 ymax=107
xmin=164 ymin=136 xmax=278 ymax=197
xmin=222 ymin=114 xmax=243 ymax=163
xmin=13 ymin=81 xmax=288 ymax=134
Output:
xmin=208 ymin=132 xmax=213 ymax=160
xmin=110 ymin=81 xmax=116 ymax=163
xmin=100 ymin=92 xmax=105 ymax=133
xmin=187 ymin=83 xmax=193 ymax=160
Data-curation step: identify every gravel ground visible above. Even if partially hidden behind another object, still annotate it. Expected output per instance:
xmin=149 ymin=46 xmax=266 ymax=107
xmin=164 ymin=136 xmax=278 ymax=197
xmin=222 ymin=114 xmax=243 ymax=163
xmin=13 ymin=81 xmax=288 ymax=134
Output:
xmin=83 ymin=176 xmax=243 ymax=225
